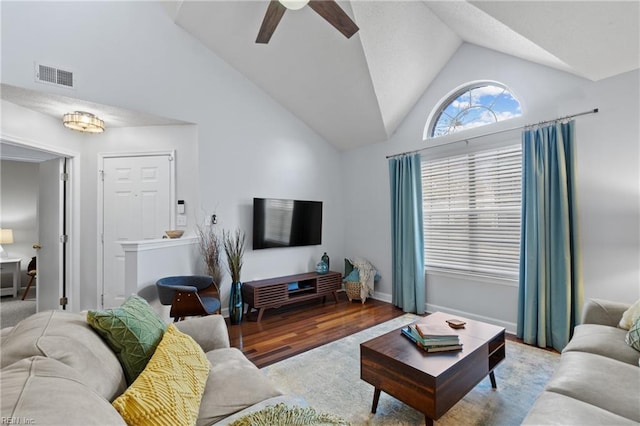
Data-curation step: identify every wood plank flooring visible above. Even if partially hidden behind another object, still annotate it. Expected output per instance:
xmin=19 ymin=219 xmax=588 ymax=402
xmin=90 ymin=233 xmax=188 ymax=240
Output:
xmin=226 ymin=295 xmax=543 ymax=369
xmin=226 ymin=294 xmax=406 ymax=368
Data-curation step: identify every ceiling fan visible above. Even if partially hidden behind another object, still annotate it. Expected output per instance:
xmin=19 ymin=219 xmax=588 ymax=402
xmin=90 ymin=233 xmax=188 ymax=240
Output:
xmin=256 ymin=0 xmax=359 ymax=44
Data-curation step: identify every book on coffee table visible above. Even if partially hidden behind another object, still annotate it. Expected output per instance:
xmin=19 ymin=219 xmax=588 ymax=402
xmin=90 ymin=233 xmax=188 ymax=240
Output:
xmin=408 ymin=325 xmax=460 ymax=345
xmin=402 ymin=327 xmax=462 ymax=352
xmin=414 ymin=323 xmax=459 ymax=339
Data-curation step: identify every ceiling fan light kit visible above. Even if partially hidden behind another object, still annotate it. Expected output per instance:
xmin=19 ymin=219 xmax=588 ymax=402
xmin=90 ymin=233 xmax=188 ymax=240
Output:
xmin=279 ymin=0 xmax=309 ymax=11
xmin=257 ymin=0 xmax=359 ymax=44
xmin=62 ymin=111 xmax=105 ymax=133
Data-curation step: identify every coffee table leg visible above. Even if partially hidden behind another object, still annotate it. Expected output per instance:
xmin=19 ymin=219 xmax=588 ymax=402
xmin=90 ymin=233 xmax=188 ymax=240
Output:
xmin=425 ymin=415 xmax=434 ymax=426
xmin=371 ymin=388 xmax=381 ymax=413
xmin=489 ymin=371 xmax=497 ymax=389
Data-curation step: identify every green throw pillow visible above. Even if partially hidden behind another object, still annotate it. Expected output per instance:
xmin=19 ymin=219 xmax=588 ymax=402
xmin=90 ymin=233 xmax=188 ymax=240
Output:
xmin=87 ymin=295 xmax=167 ymax=384
xmin=625 ymin=316 xmax=640 ymax=352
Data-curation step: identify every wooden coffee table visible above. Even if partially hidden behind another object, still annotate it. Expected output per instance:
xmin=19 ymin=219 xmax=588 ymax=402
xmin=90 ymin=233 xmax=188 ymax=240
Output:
xmin=360 ymin=312 xmax=505 ymax=425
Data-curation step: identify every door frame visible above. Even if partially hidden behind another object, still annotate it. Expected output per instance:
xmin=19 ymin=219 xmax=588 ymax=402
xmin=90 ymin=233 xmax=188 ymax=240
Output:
xmin=97 ymin=150 xmax=176 ymax=308
xmin=0 ymin=132 xmax=80 ymax=312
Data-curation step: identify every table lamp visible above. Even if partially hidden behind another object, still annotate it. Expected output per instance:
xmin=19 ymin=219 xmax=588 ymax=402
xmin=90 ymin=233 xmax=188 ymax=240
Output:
xmin=0 ymin=229 xmax=14 ymax=259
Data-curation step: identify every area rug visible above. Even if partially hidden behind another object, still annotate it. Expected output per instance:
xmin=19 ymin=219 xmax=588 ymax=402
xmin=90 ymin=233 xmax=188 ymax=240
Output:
xmin=262 ymin=314 xmax=560 ymax=425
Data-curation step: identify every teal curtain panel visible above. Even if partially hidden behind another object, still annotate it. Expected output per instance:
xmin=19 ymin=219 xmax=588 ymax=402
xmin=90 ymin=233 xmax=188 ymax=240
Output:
xmin=389 ymin=154 xmax=425 ymax=314
xmin=517 ymin=120 xmax=583 ymax=351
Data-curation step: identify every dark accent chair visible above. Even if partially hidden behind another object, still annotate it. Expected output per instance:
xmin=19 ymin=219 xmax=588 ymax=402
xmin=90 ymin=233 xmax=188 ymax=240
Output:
xmin=156 ymin=275 xmax=221 ymax=322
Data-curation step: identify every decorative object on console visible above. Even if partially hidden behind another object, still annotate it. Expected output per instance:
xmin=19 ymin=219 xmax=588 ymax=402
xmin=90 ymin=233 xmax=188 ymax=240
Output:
xmin=321 ymin=252 xmax=330 ymax=269
xmin=0 ymin=228 xmax=14 ymax=258
xmin=165 ymin=229 xmax=184 ymax=239
xmin=224 ymin=229 xmax=246 ymax=324
xmin=197 ymin=219 xmax=223 ymax=293
xmin=315 ymin=260 xmax=328 ymax=274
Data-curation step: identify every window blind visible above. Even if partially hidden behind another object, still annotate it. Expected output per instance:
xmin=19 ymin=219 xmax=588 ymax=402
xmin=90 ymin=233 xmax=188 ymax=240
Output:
xmin=421 ymin=144 xmax=522 ymax=279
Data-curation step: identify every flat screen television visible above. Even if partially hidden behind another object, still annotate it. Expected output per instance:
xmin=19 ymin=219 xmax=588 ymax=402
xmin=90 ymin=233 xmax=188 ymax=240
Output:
xmin=253 ymin=198 xmax=323 ymax=250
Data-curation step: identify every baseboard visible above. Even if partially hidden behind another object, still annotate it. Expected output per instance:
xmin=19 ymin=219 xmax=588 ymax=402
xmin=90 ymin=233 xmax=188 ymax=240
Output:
xmin=367 ymin=293 xmax=516 ymax=334
xmin=425 ymin=303 xmax=517 ymax=334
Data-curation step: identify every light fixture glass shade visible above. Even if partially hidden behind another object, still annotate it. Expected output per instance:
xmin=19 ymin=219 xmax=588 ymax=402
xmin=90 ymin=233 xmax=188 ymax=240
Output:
xmin=279 ymin=0 xmax=309 ymax=10
xmin=0 ymin=229 xmax=14 ymax=244
xmin=63 ymin=111 xmax=105 ymax=133
xmin=0 ymin=229 xmax=13 ymax=258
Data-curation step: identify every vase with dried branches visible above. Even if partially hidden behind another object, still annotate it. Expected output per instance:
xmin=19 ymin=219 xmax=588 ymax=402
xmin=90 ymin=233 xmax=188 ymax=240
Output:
xmin=196 ymin=221 xmax=223 ymax=294
xmin=223 ymin=229 xmax=245 ymax=324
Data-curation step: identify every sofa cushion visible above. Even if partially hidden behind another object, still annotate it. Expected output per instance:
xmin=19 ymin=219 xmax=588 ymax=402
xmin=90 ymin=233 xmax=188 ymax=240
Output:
xmin=563 ymin=324 xmax=640 ymax=365
xmin=544 ymin=351 xmax=640 ymax=422
xmin=522 ymin=391 xmax=638 ymax=425
xmin=1 ymin=356 xmax=126 ymax=425
xmin=112 ymin=323 xmax=210 ymax=426
xmin=87 ymin=295 xmax=167 ymax=384
xmin=0 ymin=310 xmax=126 ymax=400
xmin=196 ymin=347 xmax=282 ymax=426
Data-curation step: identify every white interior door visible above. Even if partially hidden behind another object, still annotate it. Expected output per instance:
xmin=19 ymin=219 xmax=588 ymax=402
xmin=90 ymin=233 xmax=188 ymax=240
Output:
xmin=37 ymin=158 xmax=64 ymax=312
xmin=102 ymin=155 xmax=172 ymax=308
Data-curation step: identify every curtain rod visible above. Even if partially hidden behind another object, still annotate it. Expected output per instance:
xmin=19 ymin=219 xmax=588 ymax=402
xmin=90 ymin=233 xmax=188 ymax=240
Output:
xmin=386 ymin=108 xmax=599 ymax=159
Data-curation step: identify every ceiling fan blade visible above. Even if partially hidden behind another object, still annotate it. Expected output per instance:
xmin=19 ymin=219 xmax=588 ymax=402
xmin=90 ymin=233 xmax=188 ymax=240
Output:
xmin=256 ymin=1 xmax=287 ymax=44
xmin=308 ymin=0 xmax=359 ymax=39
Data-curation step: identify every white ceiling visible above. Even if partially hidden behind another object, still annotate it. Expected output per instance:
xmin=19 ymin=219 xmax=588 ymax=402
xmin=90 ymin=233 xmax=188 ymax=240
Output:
xmin=1 ymin=1 xmax=637 ymax=154
xmin=165 ymin=0 xmax=639 ymax=150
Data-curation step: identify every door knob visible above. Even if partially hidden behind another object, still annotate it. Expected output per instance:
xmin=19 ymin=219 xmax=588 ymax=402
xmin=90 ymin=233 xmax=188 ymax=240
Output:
xmin=33 ymin=244 xmax=41 ymax=249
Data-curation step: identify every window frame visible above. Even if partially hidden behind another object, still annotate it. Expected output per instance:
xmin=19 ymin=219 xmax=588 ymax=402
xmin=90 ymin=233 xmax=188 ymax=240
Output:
xmin=424 ymin=81 xmax=523 ymax=141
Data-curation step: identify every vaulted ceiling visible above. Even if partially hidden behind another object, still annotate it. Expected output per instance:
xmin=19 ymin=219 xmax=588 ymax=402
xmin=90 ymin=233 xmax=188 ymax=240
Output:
xmin=163 ymin=0 xmax=639 ymax=151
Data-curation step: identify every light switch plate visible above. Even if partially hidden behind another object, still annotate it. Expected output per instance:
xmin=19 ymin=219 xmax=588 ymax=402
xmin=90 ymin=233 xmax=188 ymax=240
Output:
xmin=177 ymin=215 xmax=187 ymax=226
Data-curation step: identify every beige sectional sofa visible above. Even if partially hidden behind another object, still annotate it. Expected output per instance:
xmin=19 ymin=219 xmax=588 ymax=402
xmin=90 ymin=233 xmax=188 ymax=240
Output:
xmin=0 ymin=310 xmax=298 ymax=425
xmin=523 ymin=299 xmax=640 ymax=425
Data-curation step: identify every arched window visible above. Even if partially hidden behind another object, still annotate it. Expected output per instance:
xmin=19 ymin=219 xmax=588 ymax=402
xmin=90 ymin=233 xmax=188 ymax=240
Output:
xmin=427 ymin=82 xmax=522 ymax=138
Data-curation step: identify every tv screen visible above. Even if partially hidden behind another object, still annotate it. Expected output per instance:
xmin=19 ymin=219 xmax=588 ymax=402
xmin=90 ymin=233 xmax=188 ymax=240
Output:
xmin=253 ymin=198 xmax=323 ymax=250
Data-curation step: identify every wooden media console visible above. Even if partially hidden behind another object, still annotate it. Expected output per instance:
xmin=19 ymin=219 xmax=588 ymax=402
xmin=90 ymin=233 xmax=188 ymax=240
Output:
xmin=242 ymin=271 xmax=342 ymax=322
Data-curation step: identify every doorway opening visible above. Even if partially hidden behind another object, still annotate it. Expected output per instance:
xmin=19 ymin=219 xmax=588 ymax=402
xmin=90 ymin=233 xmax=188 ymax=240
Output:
xmin=0 ymin=138 xmax=79 ymax=314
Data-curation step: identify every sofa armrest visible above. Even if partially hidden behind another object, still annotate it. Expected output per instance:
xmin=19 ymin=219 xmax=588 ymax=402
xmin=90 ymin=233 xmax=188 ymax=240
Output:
xmin=174 ymin=315 xmax=230 ymax=352
xmin=581 ymin=298 xmax=630 ymax=326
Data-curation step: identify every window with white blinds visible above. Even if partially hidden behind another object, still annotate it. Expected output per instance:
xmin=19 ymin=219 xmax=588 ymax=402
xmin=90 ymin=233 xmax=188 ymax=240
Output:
xmin=421 ymin=144 xmax=522 ymax=279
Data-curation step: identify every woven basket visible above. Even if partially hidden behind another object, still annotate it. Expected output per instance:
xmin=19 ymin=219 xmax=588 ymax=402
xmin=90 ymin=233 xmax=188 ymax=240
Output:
xmin=344 ymin=281 xmax=363 ymax=303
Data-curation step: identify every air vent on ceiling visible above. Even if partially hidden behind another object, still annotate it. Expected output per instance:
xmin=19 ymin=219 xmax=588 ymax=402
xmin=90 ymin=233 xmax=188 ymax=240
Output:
xmin=35 ymin=63 xmax=74 ymax=88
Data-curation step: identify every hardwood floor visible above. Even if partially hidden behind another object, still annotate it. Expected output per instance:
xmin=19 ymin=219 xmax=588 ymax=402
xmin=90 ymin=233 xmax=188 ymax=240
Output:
xmin=226 ymin=295 xmax=549 ymax=369
xmin=226 ymin=294 xmax=406 ymax=368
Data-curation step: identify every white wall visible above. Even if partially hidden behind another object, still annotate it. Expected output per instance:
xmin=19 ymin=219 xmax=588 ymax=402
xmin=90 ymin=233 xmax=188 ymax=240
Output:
xmin=343 ymin=44 xmax=640 ymax=331
xmin=0 ymin=160 xmax=38 ymax=287
xmin=83 ymin=124 xmax=201 ymax=308
xmin=1 ymin=2 xmax=345 ymax=311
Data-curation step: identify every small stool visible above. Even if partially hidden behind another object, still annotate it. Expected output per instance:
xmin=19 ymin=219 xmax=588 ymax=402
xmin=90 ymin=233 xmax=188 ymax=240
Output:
xmin=21 ymin=256 xmax=37 ymax=300
xmin=22 ymin=270 xmax=36 ymax=300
